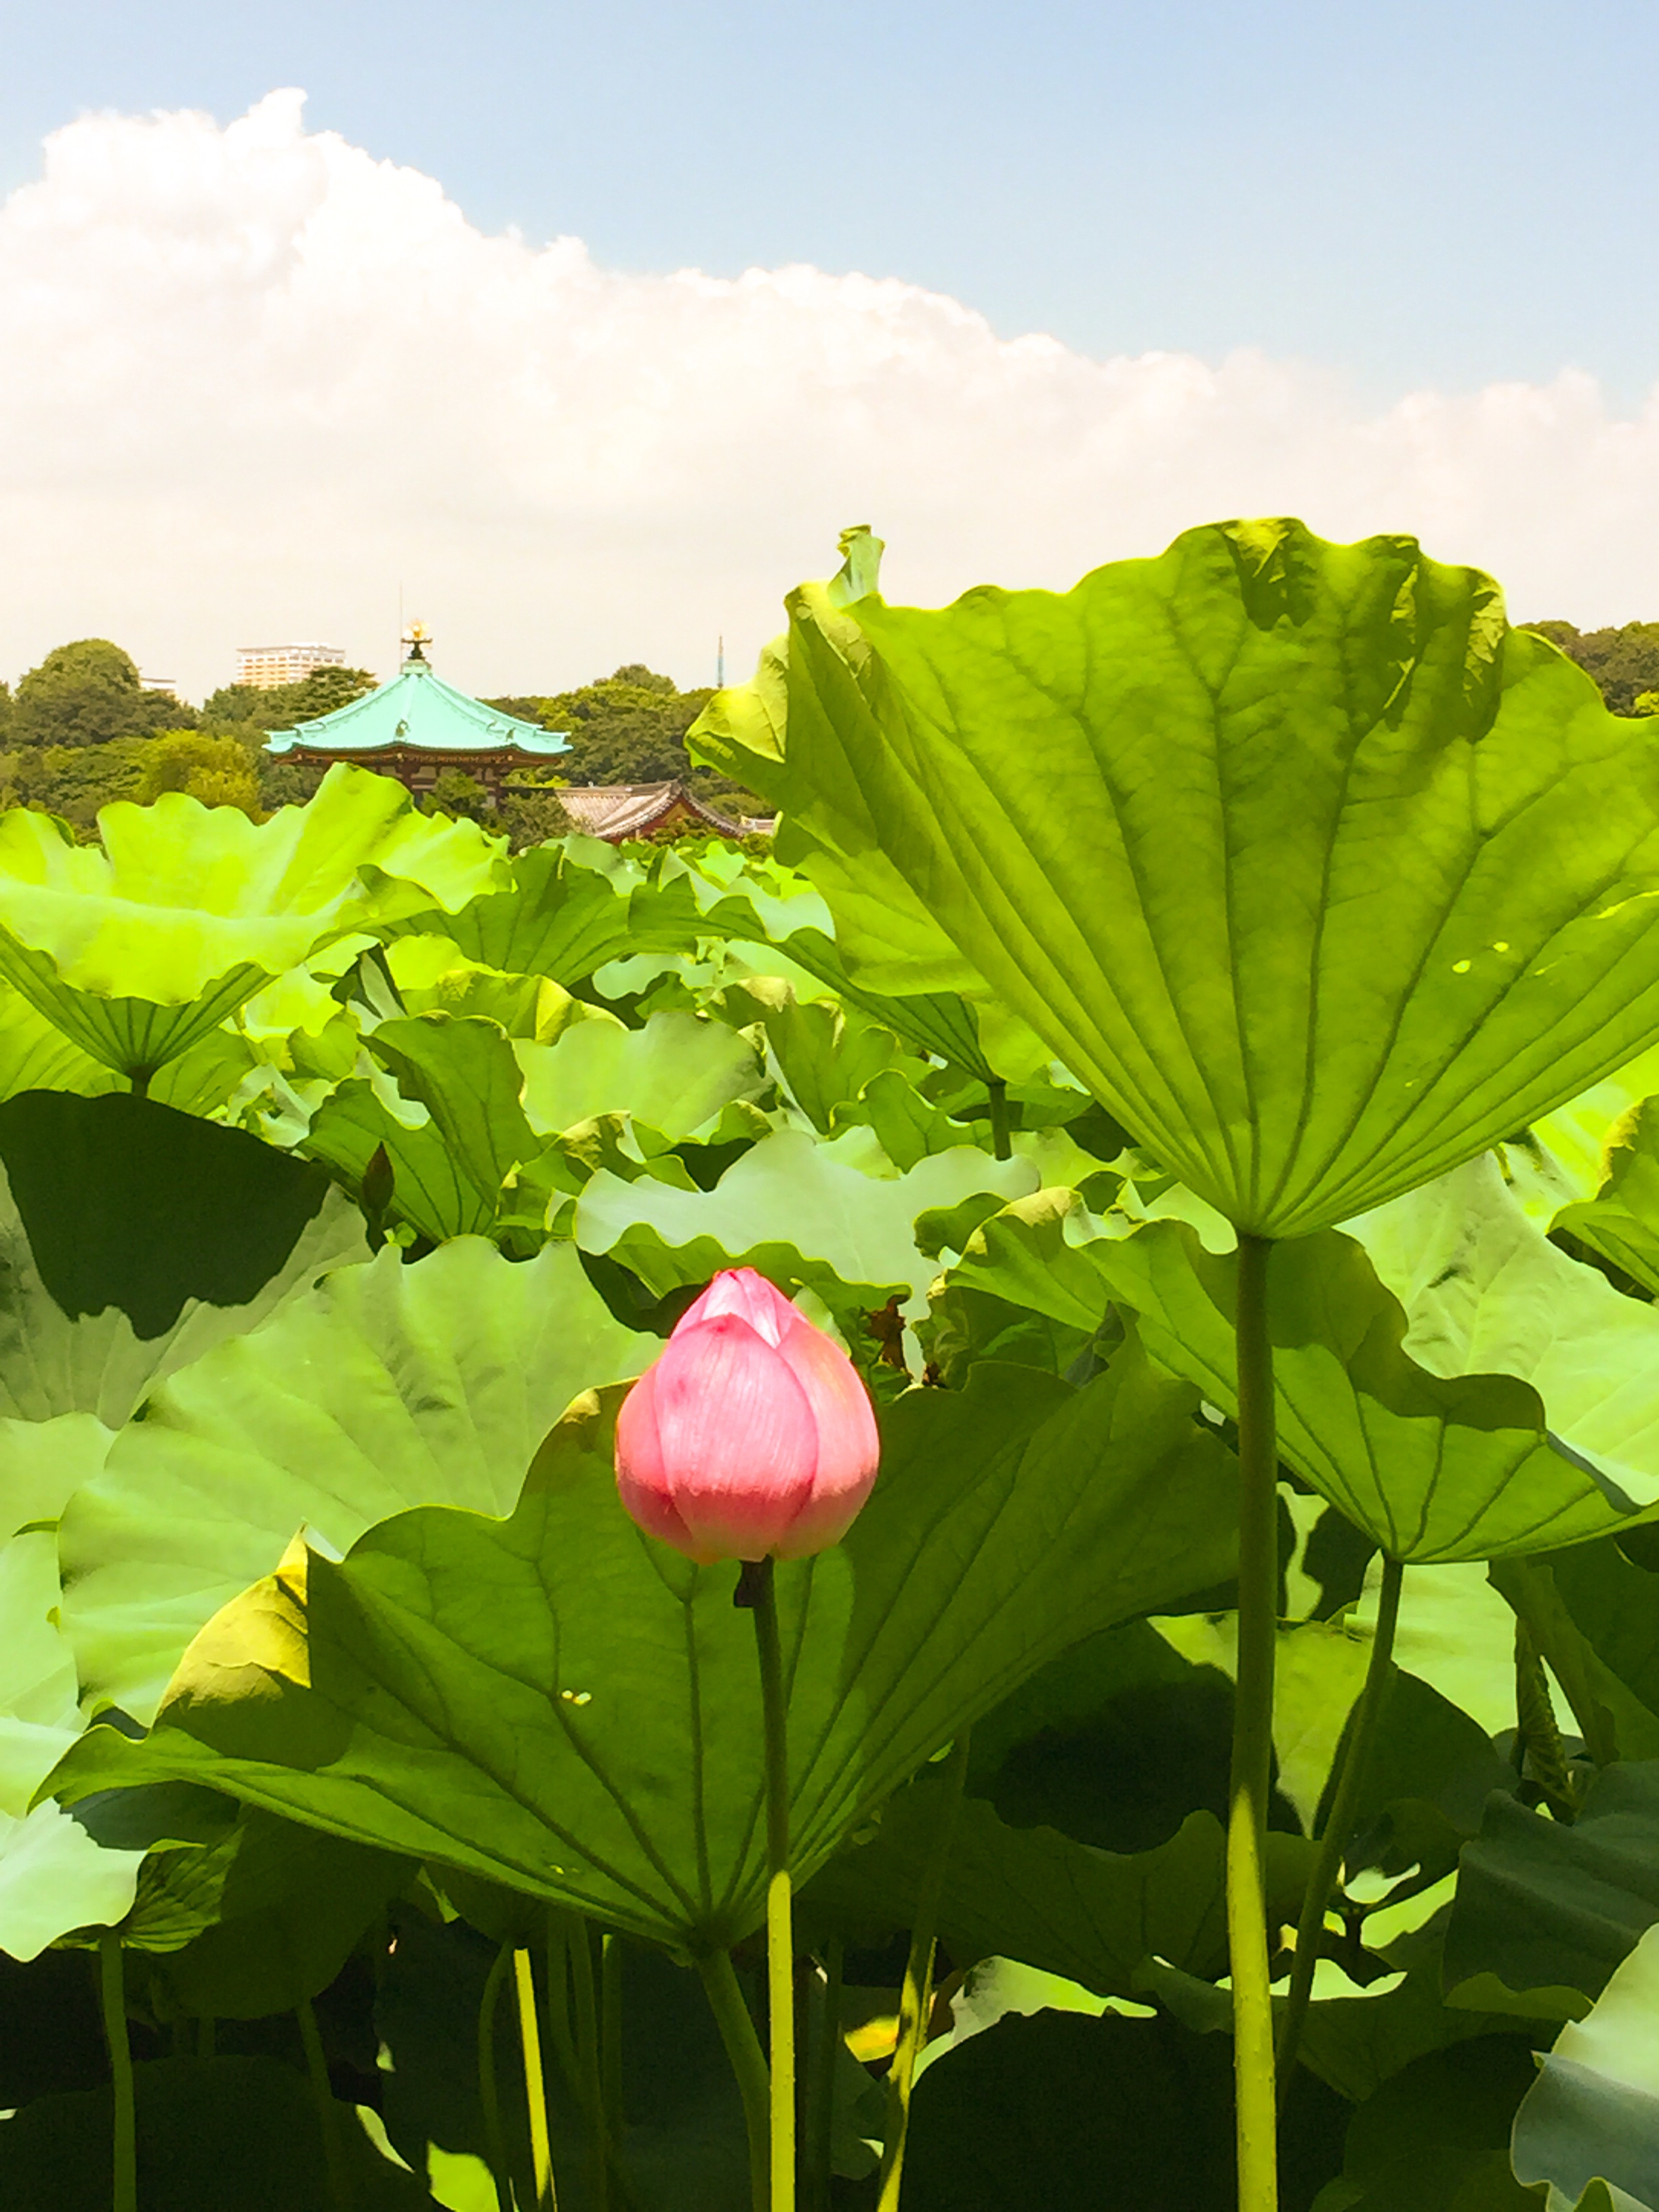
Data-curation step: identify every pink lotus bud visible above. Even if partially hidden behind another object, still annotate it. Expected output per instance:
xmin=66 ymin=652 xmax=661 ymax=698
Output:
xmin=615 ymin=1268 xmax=880 ymax=1563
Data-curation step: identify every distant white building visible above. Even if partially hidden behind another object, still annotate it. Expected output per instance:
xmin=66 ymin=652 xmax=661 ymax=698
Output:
xmin=234 ymin=642 xmax=346 ymax=689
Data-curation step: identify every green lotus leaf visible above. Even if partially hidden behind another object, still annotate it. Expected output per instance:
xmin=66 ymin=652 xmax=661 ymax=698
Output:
xmin=1551 ymin=1538 xmax=1659 ymax=1734
xmin=576 ymin=1127 xmax=1036 ymax=1322
xmin=56 ymin=1237 xmax=651 ymax=1722
xmin=1551 ymin=1095 xmax=1659 ymax=1294
xmin=300 ymin=1081 xmax=496 ymax=1245
xmin=119 ymin=1809 xmax=411 ymax=2020
xmin=50 ymin=1349 xmax=1238 ymax=1952
xmin=0 ymin=2054 xmax=434 ymax=2209
xmin=367 ymin=1015 xmax=538 ymax=1209
xmin=516 ymin=1008 xmax=764 ymax=1141
xmin=0 ymin=1532 xmax=144 ymax=1957
xmin=1512 ymin=1921 xmax=1659 ymax=2211
xmin=804 ymin=1763 xmax=1312 ymax=2001
xmin=900 ymin=2009 xmax=1244 ymax=2212
xmin=0 ymin=766 xmax=504 ymax=1078
xmin=715 ymin=519 xmax=1659 ymax=1236
xmin=1349 ymin=1156 xmax=1659 ymax=1512
xmin=391 ymin=834 xmax=705 ymax=984
xmin=1443 ymin=1763 xmax=1659 ymax=2017
xmin=0 ymin=982 xmax=121 ymax=1103
xmin=1307 ymin=2037 xmax=1544 ymax=2211
xmin=0 ymin=1094 xmax=365 ymax=1427
xmin=950 ymin=1189 xmax=1631 ymax=1559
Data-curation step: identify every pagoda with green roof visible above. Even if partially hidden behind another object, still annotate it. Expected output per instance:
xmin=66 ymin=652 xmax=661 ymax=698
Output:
xmin=264 ymin=624 xmax=568 ymax=806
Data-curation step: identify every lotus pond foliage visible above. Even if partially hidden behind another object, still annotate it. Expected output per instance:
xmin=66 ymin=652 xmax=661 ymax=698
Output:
xmin=0 ymin=521 xmax=1651 ymax=2209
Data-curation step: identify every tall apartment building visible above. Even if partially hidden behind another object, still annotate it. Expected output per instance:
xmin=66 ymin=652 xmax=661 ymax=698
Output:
xmin=234 ymin=642 xmax=346 ymax=689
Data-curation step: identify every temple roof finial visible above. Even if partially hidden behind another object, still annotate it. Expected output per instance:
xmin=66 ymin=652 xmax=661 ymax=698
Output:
xmin=401 ymin=620 xmax=432 ymax=666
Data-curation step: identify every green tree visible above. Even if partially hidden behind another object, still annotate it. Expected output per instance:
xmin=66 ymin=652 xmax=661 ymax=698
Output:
xmin=12 ymin=640 xmax=197 ymax=748
xmin=487 ymin=665 xmax=722 ymax=790
xmin=201 ymin=665 xmax=377 ymax=733
xmin=135 ymin=731 xmax=264 ymax=819
xmin=0 ymin=680 xmax=12 ymax=743
xmin=0 ymin=737 xmax=148 ymax=832
xmin=1524 ymin=618 xmax=1659 ymax=714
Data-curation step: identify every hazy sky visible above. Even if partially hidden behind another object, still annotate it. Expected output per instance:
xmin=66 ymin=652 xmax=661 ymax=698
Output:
xmin=3 ymin=1 xmax=1658 ymax=697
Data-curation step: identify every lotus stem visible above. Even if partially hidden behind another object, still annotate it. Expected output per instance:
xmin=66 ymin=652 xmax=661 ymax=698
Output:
xmin=1275 ymin=1550 xmax=1404 ymax=2093
xmin=698 ymin=1950 xmax=770 ymax=2212
xmin=569 ymin=1917 xmax=609 ymax=2211
xmin=877 ymin=1731 xmax=970 ymax=2211
xmin=804 ymin=1940 xmax=844 ymax=2212
xmin=746 ymin=1555 xmax=797 ymax=2212
xmin=98 ymin=1930 xmax=137 ymax=2212
xmin=601 ymin=1933 xmax=624 ymax=2169
xmin=986 ymin=1079 xmax=1012 ymax=1161
xmin=1229 ymin=1232 xmax=1280 ymax=2212
xmin=297 ymin=1994 xmax=354 ymax=2212
xmin=514 ymin=1946 xmax=558 ymax=2208
xmin=478 ymin=1941 xmax=514 ymax=2212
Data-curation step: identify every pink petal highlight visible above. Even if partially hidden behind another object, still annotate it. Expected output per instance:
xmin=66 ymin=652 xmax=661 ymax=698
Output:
xmin=770 ymin=1316 xmax=881 ymax=1558
xmin=677 ymin=1267 xmax=799 ymax=1349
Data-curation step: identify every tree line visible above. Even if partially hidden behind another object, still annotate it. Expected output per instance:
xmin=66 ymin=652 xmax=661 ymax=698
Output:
xmin=16 ymin=614 xmax=1652 ymax=839
xmin=0 ymin=639 xmax=736 ymax=839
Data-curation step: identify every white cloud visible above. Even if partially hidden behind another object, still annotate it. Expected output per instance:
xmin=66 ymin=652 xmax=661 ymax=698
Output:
xmin=3 ymin=88 xmax=1659 ymax=701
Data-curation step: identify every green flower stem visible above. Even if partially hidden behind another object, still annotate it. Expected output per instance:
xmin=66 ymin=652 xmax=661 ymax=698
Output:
xmin=804 ymin=1940 xmax=844 ymax=2212
xmin=1275 ymin=1551 xmax=1404 ymax=2093
xmin=544 ymin=1913 xmax=582 ymax=2102
xmin=478 ymin=1942 xmax=514 ymax=2212
xmin=297 ymin=1995 xmax=354 ymax=2212
xmin=1230 ymin=1232 xmax=1280 ymax=2212
xmin=601 ymin=1933 xmax=625 ymax=2167
xmin=698 ymin=1950 xmax=771 ymax=2212
xmin=98 ymin=1930 xmax=137 ymax=2212
xmin=514 ymin=1946 xmax=558 ymax=2209
xmin=749 ymin=1555 xmax=797 ymax=2212
xmin=569 ymin=1916 xmax=609 ymax=2211
xmin=986 ymin=1080 xmax=1012 ymax=1161
xmin=876 ymin=1732 xmax=971 ymax=2212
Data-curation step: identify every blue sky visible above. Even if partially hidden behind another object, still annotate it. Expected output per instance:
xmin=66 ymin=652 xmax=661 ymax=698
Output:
xmin=5 ymin=0 xmax=1658 ymax=404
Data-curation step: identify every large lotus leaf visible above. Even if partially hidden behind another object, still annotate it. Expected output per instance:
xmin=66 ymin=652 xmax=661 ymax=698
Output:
xmin=954 ymin=1193 xmax=1629 ymax=1559
xmin=0 ymin=766 xmax=504 ymax=1076
xmin=516 ymin=1009 xmax=764 ymax=1141
xmin=51 ymin=1348 xmax=1240 ymax=1950
xmin=1512 ymin=1923 xmax=1659 ymax=2211
xmin=714 ymin=519 xmax=1659 ymax=1236
xmin=1349 ymin=1155 xmax=1659 ymax=1509
xmin=300 ymin=1080 xmax=495 ymax=1245
xmin=0 ymin=1415 xmax=114 ymax=1544
xmin=0 ymin=2054 xmax=433 ymax=2211
xmin=1441 ymin=1763 xmax=1659 ymax=2018
xmin=57 ymin=1237 xmax=651 ymax=1721
xmin=901 ymin=2009 xmax=1241 ymax=2212
xmin=1552 ymin=1094 xmax=1659 ymax=1294
xmin=123 ymin=1811 xmax=411 ymax=2020
xmin=392 ymin=834 xmax=705 ymax=983
xmin=802 ymin=1763 xmax=1313 ymax=2000
xmin=0 ymin=1534 xmax=144 ymax=1956
xmin=0 ymin=1094 xmax=365 ymax=1427
xmin=1309 ymin=2037 xmax=1544 ymax=2211
xmin=577 ymin=1128 xmax=1036 ymax=1320
xmin=0 ymin=982 xmax=121 ymax=1102
xmin=1516 ymin=1042 xmax=1659 ymax=1221
xmin=367 ymin=1014 xmax=538 ymax=1207
xmin=1552 ymin=1539 xmax=1659 ymax=1725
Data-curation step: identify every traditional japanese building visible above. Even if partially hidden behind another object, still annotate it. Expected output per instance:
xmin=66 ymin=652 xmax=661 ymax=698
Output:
xmin=264 ymin=625 xmax=568 ymax=805
xmin=553 ymin=781 xmax=762 ymax=841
